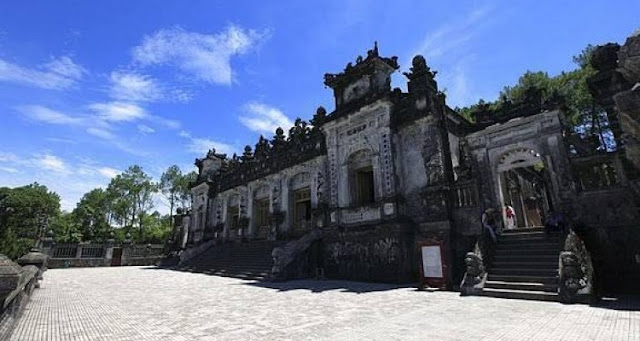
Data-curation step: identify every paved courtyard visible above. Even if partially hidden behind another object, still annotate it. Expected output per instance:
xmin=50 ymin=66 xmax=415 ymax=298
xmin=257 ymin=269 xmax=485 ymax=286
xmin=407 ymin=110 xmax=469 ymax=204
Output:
xmin=9 ymin=267 xmax=640 ymax=341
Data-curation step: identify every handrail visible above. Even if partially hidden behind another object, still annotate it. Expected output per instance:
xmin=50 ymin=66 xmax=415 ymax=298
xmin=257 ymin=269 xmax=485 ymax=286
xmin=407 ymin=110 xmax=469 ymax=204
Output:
xmin=270 ymin=228 xmax=323 ymax=281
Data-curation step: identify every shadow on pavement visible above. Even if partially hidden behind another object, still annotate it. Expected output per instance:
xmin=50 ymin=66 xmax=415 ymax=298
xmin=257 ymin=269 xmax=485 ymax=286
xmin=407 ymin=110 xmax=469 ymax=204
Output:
xmin=243 ymin=279 xmax=415 ymax=294
xmin=590 ymin=295 xmax=640 ymax=311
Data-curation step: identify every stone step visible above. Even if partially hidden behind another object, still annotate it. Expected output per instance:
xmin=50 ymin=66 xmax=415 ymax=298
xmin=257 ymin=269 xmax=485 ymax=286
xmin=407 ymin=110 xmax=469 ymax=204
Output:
xmin=180 ymin=262 xmax=267 ymax=269
xmin=491 ymin=267 xmax=558 ymax=277
xmin=498 ymin=238 xmax=561 ymax=246
xmin=498 ymin=233 xmax=560 ymax=241
xmin=501 ymin=227 xmax=545 ymax=234
xmin=180 ymin=266 xmax=271 ymax=276
xmin=496 ymin=243 xmax=561 ymax=252
xmin=493 ymin=254 xmax=557 ymax=262
xmin=495 ymin=248 xmax=559 ymax=256
xmin=178 ymin=241 xmax=278 ymax=280
xmin=492 ymin=261 xmax=558 ymax=269
xmin=481 ymin=288 xmax=559 ymax=302
xmin=488 ymin=274 xmax=557 ymax=284
xmin=485 ymin=280 xmax=558 ymax=292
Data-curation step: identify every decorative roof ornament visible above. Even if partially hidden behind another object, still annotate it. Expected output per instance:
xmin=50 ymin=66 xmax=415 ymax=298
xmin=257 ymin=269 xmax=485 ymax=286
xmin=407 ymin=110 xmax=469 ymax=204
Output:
xmin=403 ymin=55 xmax=439 ymax=94
xmin=323 ymin=41 xmax=399 ymax=89
xmin=311 ymin=106 xmax=327 ymax=127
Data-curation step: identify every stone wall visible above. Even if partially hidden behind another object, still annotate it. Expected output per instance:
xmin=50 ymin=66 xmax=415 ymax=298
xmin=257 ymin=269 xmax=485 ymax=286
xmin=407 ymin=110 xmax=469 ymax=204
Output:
xmin=322 ymin=222 xmax=416 ymax=283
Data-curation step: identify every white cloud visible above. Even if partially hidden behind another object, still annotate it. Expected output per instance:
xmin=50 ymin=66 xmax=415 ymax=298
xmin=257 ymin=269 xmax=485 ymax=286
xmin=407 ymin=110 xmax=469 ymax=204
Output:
xmin=178 ymin=130 xmax=235 ymax=156
xmin=46 ymin=137 xmax=77 ymax=144
xmin=109 ymin=71 xmax=163 ymax=102
xmin=86 ymin=127 xmax=116 ymax=140
xmin=137 ymin=124 xmax=155 ymax=134
xmin=132 ymin=25 xmax=269 ymax=85
xmin=88 ymin=101 xmax=147 ymax=122
xmin=44 ymin=56 xmax=86 ymax=81
xmin=108 ymin=71 xmax=193 ymax=103
xmin=16 ymin=105 xmax=82 ymax=125
xmin=406 ymin=6 xmax=491 ymax=107
xmin=0 ymin=153 xmax=119 ymax=211
xmin=149 ymin=115 xmax=180 ymax=129
xmin=239 ymin=102 xmax=293 ymax=135
xmin=0 ymin=55 xmax=85 ymax=90
xmin=0 ymin=152 xmax=18 ymax=162
xmin=39 ymin=154 xmax=68 ymax=173
xmin=0 ymin=166 xmax=18 ymax=173
xmin=98 ymin=167 xmax=120 ymax=178
xmin=409 ymin=7 xmax=489 ymax=62
xmin=187 ymin=137 xmax=235 ymax=156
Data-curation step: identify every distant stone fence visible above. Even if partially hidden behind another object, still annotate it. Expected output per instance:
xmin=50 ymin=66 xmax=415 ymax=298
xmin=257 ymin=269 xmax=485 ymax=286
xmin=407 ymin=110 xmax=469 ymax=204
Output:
xmin=45 ymin=242 xmax=164 ymax=269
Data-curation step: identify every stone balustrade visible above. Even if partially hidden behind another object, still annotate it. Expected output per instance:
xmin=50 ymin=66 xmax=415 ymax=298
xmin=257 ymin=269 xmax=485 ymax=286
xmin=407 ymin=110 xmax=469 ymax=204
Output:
xmin=0 ymin=251 xmax=45 ymax=340
xmin=46 ymin=242 xmax=165 ymax=268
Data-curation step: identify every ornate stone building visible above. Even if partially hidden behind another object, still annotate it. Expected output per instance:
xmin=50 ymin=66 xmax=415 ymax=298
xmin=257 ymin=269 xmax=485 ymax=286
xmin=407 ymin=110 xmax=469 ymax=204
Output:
xmin=171 ymin=39 xmax=639 ymax=300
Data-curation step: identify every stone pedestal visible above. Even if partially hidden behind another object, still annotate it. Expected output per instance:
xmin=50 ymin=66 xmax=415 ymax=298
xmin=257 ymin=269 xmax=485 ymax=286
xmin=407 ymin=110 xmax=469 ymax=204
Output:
xmin=0 ymin=255 xmax=21 ymax=305
xmin=16 ymin=248 xmax=48 ymax=285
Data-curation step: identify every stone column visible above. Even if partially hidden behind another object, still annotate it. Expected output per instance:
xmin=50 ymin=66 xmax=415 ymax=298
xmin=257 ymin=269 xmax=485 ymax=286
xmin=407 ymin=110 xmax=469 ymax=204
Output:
xmin=372 ymin=154 xmax=382 ymax=201
xmin=281 ymin=178 xmax=290 ymax=232
xmin=122 ymin=234 xmax=132 ymax=266
xmin=104 ymin=234 xmax=115 ymax=267
xmin=222 ymin=196 xmax=229 ymax=240
xmin=75 ymin=243 xmax=84 ymax=259
xmin=310 ymin=173 xmax=318 ymax=208
xmin=247 ymin=187 xmax=254 ymax=238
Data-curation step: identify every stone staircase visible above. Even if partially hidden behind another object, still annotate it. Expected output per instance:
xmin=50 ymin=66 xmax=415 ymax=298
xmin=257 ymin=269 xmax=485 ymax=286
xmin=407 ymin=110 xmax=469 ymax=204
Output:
xmin=175 ymin=240 xmax=282 ymax=280
xmin=483 ymin=227 xmax=562 ymax=302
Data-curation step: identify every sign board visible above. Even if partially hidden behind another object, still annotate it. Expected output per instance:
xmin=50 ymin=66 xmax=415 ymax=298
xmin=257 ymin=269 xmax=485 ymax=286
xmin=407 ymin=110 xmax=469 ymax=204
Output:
xmin=421 ymin=245 xmax=443 ymax=278
xmin=417 ymin=240 xmax=448 ymax=290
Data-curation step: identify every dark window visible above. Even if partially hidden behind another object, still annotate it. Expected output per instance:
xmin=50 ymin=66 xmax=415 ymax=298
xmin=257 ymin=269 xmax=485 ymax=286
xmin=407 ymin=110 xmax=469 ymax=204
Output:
xmin=355 ymin=166 xmax=375 ymax=205
xmin=255 ymin=199 xmax=270 ymax=228
xmin=293 ymin=188 xmax=311 ymax=231
xmin=228 ymin=206 xmax=239 ymax=230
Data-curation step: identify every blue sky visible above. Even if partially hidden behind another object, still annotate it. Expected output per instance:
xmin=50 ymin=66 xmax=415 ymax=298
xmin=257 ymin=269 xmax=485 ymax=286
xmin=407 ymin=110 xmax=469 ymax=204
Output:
xmin=0 ymin=0 xmax=638 ymax=211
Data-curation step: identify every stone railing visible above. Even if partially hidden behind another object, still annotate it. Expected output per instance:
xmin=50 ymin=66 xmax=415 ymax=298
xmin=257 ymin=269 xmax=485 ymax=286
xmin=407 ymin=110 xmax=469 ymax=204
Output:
xmin=452 ymin=180 xmax=478 ymax=208
xmin=0 ymin=249 xmax=47 ymax=340
xmin=270 ymin=228 xmax=323 ymax=281
xmin=47 ymin=242 xmax=164 ymax=268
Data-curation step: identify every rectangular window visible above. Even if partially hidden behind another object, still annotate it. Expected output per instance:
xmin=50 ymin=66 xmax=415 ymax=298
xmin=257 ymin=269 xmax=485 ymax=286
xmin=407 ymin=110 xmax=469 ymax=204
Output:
xmin=228 ymin=206 xmax=239 ymax=230
xmin=293 ymin=188 xmax=311 ymax=231
xmin=255 ymin=199 xmax=270 ymax=228
xmin=355 ymin=166 xmax=375 ymax=205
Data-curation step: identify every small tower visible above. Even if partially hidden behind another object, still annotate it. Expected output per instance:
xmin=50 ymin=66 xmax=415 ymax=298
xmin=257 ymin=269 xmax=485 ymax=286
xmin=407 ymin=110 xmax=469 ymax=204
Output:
xmin=323 ymin=42 xmax=399 ymax=109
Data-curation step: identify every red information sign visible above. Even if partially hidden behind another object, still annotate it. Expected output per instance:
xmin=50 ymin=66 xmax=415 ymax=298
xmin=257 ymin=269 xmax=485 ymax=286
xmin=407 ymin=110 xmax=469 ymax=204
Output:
xmin=417 ymin=240 xmax=448 ymax=290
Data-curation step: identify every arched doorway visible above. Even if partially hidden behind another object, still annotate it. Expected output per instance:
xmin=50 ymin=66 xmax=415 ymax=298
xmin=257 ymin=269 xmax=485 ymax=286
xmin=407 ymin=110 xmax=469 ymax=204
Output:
xmin=497 ymin=148 xmax=553 ymax=229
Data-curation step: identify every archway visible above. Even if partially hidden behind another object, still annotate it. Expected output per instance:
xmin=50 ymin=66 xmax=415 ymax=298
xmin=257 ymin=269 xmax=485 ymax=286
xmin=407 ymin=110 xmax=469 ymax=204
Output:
xmin=497 ymin=148 xmax=553 ymax=229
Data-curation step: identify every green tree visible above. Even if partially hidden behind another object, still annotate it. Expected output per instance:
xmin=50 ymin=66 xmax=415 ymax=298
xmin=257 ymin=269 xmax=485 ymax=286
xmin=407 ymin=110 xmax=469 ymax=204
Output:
xmin=50 ymin=212 xmax=82 ymax=243
xmin=457 ymin=44 xmax=612 ymax=151
xmin=139 ymin=211 xmax=172 ymax=243
xmin=72 ymin=188 xmax=112 ymax=242
xmin=159 ymin=165 xmax=183 ymax=221
xmin=106 ymin=165 xmax=157 ymax=239
xmin=0 ymin=183 xmax=61 ymax=258
xmin=178 ymin=171 xmax=197 ymax=210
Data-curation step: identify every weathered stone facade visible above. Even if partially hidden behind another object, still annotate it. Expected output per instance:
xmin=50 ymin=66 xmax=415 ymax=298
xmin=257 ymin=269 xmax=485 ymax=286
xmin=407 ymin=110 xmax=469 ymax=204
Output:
xmin=174 ymin=39 xmax=639 ymax=293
